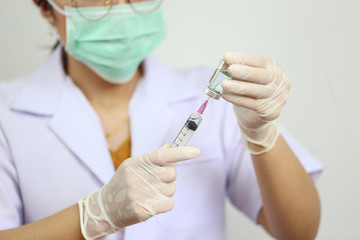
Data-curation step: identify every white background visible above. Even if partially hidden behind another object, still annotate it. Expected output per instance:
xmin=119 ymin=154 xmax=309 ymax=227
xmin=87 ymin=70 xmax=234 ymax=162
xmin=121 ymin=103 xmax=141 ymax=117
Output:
xmin=1 ymin=0 xmax=359 ymax=239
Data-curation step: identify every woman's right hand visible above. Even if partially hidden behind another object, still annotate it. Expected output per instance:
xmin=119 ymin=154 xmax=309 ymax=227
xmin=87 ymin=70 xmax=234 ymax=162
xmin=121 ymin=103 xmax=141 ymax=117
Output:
xmin=78 ymin=145 xmax=200 ymax=240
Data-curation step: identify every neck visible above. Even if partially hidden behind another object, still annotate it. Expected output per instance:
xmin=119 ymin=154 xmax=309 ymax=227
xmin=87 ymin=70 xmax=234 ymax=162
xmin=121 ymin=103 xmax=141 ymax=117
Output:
xmin=67 ymin=53 xmax=141 ymax=110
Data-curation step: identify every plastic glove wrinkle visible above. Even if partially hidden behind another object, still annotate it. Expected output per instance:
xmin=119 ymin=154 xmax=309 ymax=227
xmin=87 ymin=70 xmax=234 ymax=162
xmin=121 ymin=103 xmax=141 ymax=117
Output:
xmin=78 ymin=146 xmax=199 ymax=239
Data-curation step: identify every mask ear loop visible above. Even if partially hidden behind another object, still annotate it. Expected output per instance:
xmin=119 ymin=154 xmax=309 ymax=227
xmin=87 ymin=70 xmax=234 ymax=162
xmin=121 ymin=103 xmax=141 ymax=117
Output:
xmin=129 ymin=0 xmax=163 ymax=14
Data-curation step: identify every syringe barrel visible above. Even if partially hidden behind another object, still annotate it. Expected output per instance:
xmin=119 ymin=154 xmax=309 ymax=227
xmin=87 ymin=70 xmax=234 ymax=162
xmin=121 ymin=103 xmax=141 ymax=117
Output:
xmin=171 ymin=113 xmax=202 ymax=147
xmin=171 ymin=126 xmax=196 ymax=148
xmin=203 ymin=60 xmax=231 ymax=100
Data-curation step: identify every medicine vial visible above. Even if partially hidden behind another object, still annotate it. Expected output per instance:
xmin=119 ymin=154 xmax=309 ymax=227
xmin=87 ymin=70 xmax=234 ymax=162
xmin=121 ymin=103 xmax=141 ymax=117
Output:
xmin=203 ymin=60 xmax=231 ymax=100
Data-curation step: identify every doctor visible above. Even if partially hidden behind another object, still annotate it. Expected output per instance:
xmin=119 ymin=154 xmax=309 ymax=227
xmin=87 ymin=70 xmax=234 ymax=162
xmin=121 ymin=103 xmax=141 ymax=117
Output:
xmin=0 ymin=0 xmax=323 ymax=239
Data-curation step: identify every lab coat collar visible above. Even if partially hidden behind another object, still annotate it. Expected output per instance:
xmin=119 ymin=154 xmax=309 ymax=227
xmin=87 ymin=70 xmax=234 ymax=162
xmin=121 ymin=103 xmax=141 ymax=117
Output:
xmin=11 ymin=48 xmax=115 ymax=184
xmin=11 ymin=47 xmax=66 ymax=116
xmin=48 ymin=76 xmax=115 ymax=185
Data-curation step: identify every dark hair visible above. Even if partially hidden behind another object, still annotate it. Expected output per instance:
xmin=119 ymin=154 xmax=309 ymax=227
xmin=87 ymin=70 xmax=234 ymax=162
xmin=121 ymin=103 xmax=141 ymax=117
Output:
xmin=36 ymin=0 xmax=43 ymax=6
xmin=35 ymin=0 xmax=60 ymax=51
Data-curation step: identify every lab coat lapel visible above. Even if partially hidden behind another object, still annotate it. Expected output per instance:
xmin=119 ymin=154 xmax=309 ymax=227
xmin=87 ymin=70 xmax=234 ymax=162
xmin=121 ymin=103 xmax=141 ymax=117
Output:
xmin=129 ymin=68 xmax=174 ymax=156
xmin=11 ymin=48 xmax=66 ymax=116
xmin=11 ymin=47 xmax=114 ymax=184
xmin=48 ymin=77 xmax=114 ymax=185
xmin=129 ymin=90 xmax=173 ymax=156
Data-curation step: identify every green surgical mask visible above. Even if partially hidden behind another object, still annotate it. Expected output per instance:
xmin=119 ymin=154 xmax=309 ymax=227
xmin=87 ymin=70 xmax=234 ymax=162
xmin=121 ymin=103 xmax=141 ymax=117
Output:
xmin=47 ymin=0 xmax=166 ymax=84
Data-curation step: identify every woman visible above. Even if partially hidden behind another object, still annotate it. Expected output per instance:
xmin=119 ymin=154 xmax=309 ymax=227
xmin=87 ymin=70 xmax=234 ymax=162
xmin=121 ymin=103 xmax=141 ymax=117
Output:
xmin=0 ymin=0 xmax=323 ymax=239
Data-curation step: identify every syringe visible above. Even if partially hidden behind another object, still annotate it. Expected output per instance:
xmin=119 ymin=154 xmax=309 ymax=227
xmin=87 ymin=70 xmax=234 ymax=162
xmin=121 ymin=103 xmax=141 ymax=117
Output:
xmin=171 ymin=99 xmax=209 ymax=148
xmin=171 ymin=59 xmax=230 ymax=147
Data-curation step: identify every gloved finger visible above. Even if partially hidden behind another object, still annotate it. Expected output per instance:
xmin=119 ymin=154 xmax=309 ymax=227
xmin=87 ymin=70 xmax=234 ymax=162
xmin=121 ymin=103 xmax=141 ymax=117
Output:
xmin=127 ymin=164 xmax=176 ymax=187
xmin=156 ymin=166 xmax=177 ymax=183
xmin=160 ymin=144 xmax=177 ymax=167
xmin=133 ymin=202 xmax=156 ymax=222
xmin=148 ymin=146 xmax=200 ymax=166
xmin=227 ymin=64 xmax=274 ymax=85
xmin=222 ymin=80 xmax=275 ymax=99
xmin=222 ymin=92 xmax=285 ymax=119
xmin=222 ymin=92 xmax=258 ymax=110
xmin=224 ymin=52 xmax=270 ymax=69
xmin=152 ymin=197 xmax=175 ymax=214
xmin=224 ymin=52 xmax=285 ymax=75
xmin=157 ymin=182 xmax=176 ymax=197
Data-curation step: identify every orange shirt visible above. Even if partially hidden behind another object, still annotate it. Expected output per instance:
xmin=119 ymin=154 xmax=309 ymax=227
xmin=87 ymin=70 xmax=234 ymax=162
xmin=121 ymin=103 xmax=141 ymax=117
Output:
xmin=109 ymin=137 xmax=131 ymax=170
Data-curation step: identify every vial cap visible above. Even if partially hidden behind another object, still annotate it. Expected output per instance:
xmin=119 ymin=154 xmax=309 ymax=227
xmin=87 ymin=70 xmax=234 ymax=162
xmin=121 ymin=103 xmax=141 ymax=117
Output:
xmin=204 ymin=86 xmax=221 ymax=100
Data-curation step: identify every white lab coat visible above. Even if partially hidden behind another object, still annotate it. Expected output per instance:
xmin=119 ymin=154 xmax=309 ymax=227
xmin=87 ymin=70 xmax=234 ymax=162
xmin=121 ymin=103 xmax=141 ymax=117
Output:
xmin=0 ymin=48 xmax=323 ymax=240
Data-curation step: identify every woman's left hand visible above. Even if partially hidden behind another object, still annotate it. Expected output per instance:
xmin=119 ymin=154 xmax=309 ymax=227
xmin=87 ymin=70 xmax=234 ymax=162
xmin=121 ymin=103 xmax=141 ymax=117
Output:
xmin=221 ymin=52 xmax=290 ymax=154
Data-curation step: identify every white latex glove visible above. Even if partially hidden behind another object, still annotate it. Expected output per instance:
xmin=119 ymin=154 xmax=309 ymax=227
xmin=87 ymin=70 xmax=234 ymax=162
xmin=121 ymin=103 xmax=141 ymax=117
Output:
xmin=221 ymin=52 xmax=290 ymax=154
xmin=78 ymin=145 xmax=200 ymax=240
